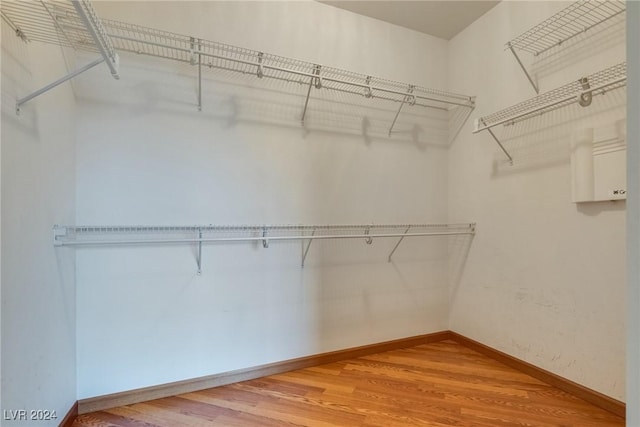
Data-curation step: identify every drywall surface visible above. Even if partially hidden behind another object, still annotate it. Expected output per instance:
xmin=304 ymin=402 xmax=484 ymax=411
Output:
xmin=627 ymin=1 xmax=640 ymax=421
xmin=74 ymin=1 xmax=457 ymax=398
xmin=448 ymin=2 xmax=625 ymax=400
xmin=1 ymin=24 xmax=77 ymax=425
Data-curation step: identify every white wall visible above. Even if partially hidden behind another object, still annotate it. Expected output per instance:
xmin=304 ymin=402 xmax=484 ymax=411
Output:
xmin=448 ymin=2 xmax=626 ymax=400
xmin=74 ymin=1 xmax=458 ymax=398
xmin=1 ymin=22 xmax=77 ymax=426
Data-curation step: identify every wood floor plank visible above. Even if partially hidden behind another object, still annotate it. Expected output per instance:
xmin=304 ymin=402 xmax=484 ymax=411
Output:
xmin=73 ymin=341 xmax=624 ymax=427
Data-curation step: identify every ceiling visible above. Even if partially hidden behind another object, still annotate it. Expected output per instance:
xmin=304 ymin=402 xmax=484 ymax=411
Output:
xmin=319 ymin=1 xmax=500 ymax=40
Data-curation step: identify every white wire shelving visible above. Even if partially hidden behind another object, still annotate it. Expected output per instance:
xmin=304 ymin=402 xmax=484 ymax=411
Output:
xmin=53 ymin=223 xmax=476 ymax=273
xmin=506 ymin=0 xmax=625 ymax=93
xmin=1 ymin=0 xmax=120 ymax=113
xmin=100 ymin=18 xmax=475 ymax=134
xmin=2 ymin=1 xmax=475 ymax=134
xmin=473 ymin=62 xmax=626 ymax=163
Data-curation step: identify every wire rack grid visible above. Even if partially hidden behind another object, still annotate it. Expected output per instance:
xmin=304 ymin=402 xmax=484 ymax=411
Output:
xmin=1 ymin=1 xmax=95 ymax=51
xmin=100 ymin=18 xmax=475 ymax=111
xmin=1 ymin=0 xmax=118 ymax=60
xmin=507 ymin=0 xmax=625 ymax=56
xmin=477 ymin=62 xmax=626 ymax=130
xmin=55 ymin=223 xmax=475 ymax=237
xmin=53 ymin=223 xmax=476 ymax=271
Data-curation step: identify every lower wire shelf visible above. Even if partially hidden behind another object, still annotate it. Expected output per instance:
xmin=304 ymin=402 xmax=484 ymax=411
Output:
xmin=53 ymin=222 xmax=476 ymax=273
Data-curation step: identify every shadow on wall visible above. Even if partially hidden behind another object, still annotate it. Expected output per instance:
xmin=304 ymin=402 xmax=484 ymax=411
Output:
xmin=448 ymin=232 xmax=475 ymax=306
xmin=576 ymin=200 xmax=626 ymax=216
xmin=487 ymin=87 xmax=626 ymax=176
xmin=312 ymin=233 xmax=454 ymax=350
xmin=69 ymin=52 xmax=465 ymax=150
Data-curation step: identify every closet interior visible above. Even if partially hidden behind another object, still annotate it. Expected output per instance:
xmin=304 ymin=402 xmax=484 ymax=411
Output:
xmin=0 ymin=0 xmax=630 ymax=425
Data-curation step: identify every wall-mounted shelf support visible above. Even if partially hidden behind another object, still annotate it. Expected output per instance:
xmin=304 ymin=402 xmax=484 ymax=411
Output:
xmin=482 ymin=118 xmax=513 ymax=165
xmin=473 ymin=63 xmax=626 ymax=163
xmin=364 ymin=226 xmax=373 ymax=245
xmin=301 ymin=65 xmax=321 ymax=124
xmin=301 ymin=228 xmax=316 ymax=267
xmin=196 ymin=228 xmax=203 ymax=274
xmin=388 ymin=86 xmax=415 ymax=136
xmin=16 ymin=57 xmax=105 ymax=114
xmin=507 ymin=43 xmax=539 ymax=94
xmin=53 ymin=223 xmax=476 ymax=273
xmin=193 ymin=38 xmax=202 ymax=111
xmin=388 ymin=226 xmax=410 ymax=262
xmin=506 ymin=0 xmax=625 ymax=93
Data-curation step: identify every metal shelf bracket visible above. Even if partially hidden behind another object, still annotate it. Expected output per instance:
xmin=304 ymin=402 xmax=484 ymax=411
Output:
xmin=388 ymin=226 xmax=411 ymax=262
xmin=53 ymin=226 xmax=68 ymax=247
xmin=262 ymin=227 xmax=269 ymax=248
xmin=196 ymin=228 xmax=203 ymax=274
xmin=197 ymin=39 xmax=202 ymax=111
xmin=301 ymin=65 xmax=321 ymax=124
xmin=388 ymin=85 xmax=415 ymax=137
xmin=364 ymin=226 xmax=373 ymax=245
xmin=507 ymin=42 xmax=539 ymax=94
xmin=301 ymin=227 xmax=316 ymax=267
xmin=480 ymin=118 xmax=513 ymax=165
xmin=578 ymin=77 xmax=592 ymax=107
xmin=16 ymin=57 xmax=106 ymax=115
xmin=364 ymin=76 xmax=372 ymax=98
xmin=257 ymin=52 xmax=265 ymax=78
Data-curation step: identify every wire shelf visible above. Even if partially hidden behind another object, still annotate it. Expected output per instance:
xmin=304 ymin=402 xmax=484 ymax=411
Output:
xmin=508 ymin=0 xmax=625 ymax=56
xmin=1 ymin=1 xmax=93 ymax=50
xmin=505 ymin=0 xmax=625 ymax=93
xmin=476 ymin=62 xmax=626 ymax=130
xmin=473 ymin=62 xmax=626 ymax=164
xmin=56 ymin=223 xmax=474 ymax=236
xmin=1 ymin=0 xmax=117 ymax=60
xmin=2 ymin=1 xmax=474 ymax=129
xmin=53 ymin=223 xmax=476 ymax=271
xmin=100 ymin=18 xmax=474 ymax=111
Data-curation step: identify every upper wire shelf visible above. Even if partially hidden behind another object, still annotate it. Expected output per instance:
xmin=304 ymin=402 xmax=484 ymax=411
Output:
xmin=506 ymin=0 xmax=625 ymax=93
xmin=53 ymin=223 xmax=476 ymax=273
xmin=473 ymin=62 xmax=626 ymax=163
xmin=98 ymin=18 xmax=474 ymax=131
xmin=3 ymin=1 xmax=475 ymax=133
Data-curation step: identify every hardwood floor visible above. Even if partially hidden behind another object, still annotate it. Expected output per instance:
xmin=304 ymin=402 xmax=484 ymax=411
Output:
xmin=72 ymin=340 xmax=624 ymax=427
